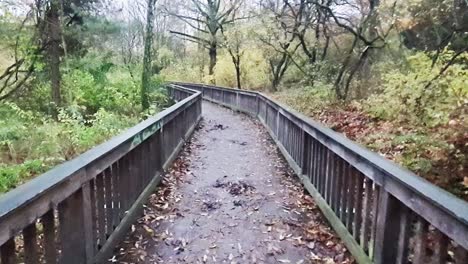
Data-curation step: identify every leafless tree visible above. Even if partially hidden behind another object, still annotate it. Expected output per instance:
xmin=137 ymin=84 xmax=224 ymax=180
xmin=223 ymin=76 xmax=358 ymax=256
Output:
xmin=167 ymin=0 xmax=244 ymax=79
xmin=258 ymin=0 xmax=302 ymax=91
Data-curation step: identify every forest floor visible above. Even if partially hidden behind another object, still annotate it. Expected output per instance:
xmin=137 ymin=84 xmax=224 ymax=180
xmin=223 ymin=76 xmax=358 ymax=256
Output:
xmin=114 ymin=102 xmax=352 ymax=264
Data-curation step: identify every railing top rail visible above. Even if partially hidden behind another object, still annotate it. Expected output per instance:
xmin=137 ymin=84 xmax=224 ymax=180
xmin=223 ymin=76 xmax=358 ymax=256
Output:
xmin=175 ymin=82 xmax=468 ymax=226
xmin=0 ymin=87 xmax=201 ymax=220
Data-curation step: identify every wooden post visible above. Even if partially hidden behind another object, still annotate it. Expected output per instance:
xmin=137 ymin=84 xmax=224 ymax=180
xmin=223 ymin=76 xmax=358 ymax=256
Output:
xmin=0 ymin=238 xmax=16 ymax=264
xmin=42 ymin=210 xmax=57 ymax=264
xmin=374 ymin=190 xmax=403 ymax=264
xmin=301 ymin=131 xmax=309 ymax=176
xmin=276 ymin=109 xmax=280 ymax=137
xmin=255 ymin=95 xmax=259 ymax=117
xmin=23 ymin=223 xmax=39 ymax=264
xmin=58 ymin=186 xmax=93 ymax=264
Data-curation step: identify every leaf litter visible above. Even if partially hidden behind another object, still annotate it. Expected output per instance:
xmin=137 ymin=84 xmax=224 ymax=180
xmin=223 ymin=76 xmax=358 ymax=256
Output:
xmin=113 ymin=102 xmax=354 ymax=263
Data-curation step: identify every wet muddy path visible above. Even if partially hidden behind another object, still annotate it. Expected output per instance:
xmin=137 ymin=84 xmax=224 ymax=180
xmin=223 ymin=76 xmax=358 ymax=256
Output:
xmin=114 ymin=102 xmax=352 ymax=263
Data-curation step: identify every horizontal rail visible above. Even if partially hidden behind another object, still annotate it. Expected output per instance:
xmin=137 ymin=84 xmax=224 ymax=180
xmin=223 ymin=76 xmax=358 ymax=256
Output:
xmin=174 ymin=82 xmax=468 ymax=264
xmin=0 ymin=85 xmax=202 ymax=263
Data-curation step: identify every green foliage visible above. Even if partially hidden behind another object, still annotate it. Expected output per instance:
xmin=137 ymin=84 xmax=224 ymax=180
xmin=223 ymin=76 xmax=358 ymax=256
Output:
xmin=0 ymin=101 xmax=140 ymax=193
xmin=271 ymin=83 xmax=335 ymax=114
xmin=161 ymin=62 xmax=201 ymax=83
xmin=365 ymin=50 xmax=468 ymax=127
xmin=0 ymin=161 xmax=48 ymax=193
xmin=365 ymin=131 xmax=451 ymax=174
xmin=398 ymin=0 xmax=468 ymax=51
xmin=154 ymin=47 xmax=175 ymax=74
xmin=392 ymin=133 xmax=449 ymax=173
xmin=0 ymin=52 xmax=171 ymax=193
xmin=214 ymin=49 xmax=269 ymax=89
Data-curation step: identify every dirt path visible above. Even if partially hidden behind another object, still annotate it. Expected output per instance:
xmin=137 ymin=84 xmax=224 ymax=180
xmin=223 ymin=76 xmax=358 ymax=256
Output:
xmin=114 ymin=102 xmax=352 ymax=264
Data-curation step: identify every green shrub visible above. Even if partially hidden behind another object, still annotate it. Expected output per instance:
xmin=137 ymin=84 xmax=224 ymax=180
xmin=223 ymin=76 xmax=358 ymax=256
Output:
xmin=0 ymin=102 xmax=140 ymax=193
xmin=161 ymin=62 xmax=201 ymax=83
xmin=271 ymin=83 xmax=335 ymax=115
xmin=365 ymin=50 xmax=468 ymax=127
xmin=214 ymin=49 xmax=269 ymax=90
xmin=0 ymin=159 xmax=49 ymax=193
xmin=391 ymin=133 xmax=451 ymax=174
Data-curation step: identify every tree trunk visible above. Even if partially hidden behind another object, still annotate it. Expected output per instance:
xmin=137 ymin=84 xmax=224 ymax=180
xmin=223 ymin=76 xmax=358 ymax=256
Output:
xmin=229 ymin=51 xmax=242 ymax=90
xmin=141 ymin=0 xmax=157 ymax=110
xmin=334 ymin=35 xmax=359 ymax=100
xmin=453 ymin=0 xmax=468 ymax=30
xmin=271 ymin=74 xmax=280 ymax=92
xmin=235 ymin=62 xmax=241 ymax=89
xmin=368 ymin=0 xmax=380 ymax=39
xmin=46 ymin=0 xmax=62 ymax=114
xmin=208 ymin=44 xmax=217 ymax=80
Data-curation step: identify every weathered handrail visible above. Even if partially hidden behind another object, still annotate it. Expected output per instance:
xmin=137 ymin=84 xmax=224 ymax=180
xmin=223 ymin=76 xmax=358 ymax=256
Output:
xmin=0 ymin=85 xmax=201 ymax=264
xmin=175 ymin=82 xmax=468 ymax=264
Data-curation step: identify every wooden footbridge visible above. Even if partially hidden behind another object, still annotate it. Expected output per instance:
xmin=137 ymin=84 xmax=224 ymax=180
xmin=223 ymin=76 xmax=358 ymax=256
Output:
xmin=0 ymin=83 xmax=467 ymax=264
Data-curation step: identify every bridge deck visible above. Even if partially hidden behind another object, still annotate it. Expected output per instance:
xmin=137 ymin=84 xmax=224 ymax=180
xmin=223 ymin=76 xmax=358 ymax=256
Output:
xmin=114 ymin=102 xmax=351 ymax=263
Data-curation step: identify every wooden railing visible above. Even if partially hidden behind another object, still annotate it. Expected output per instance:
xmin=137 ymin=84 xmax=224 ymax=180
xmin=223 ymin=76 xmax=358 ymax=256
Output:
xmin=175 ymin=82 xmax=468 ymax=264
xmin=0 ymin=85 xmax=201 ymax=264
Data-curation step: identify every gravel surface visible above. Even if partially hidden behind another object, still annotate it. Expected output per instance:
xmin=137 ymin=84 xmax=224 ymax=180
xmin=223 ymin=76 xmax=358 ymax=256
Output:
xmin=113 ymin=102 xmax=353 ymax=264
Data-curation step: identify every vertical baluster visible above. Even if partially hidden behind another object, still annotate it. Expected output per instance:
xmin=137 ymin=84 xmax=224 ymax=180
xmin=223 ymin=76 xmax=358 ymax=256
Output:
xmin=396 ymin=206 xmax=411 ymax=264
xmin=89 ymin=179 xmax=98 ymax=253
xmin=58 ymin=187 xmax=91 ymax=264
xmin=323 ymin=148 xmax=329 ymax=200
xmin=145 ymin=136 xmax=152 ymax=183
xmin=369 ymin=184 xmax=380 ymax=260
xmin=340 ymin=161 xmax=349 ymax=222
xmin=156 ymin=130 xmax=163 ymax=173
xmin=346 ymin=167 xmax=355 ymax=231
xmin=312 ymin=140 xmax=318 ymax=186
xmin=279 ymin=115 xmax=283 ymax=144
xmin=137 ymin=142 xmax=145 ymax=193
xmin=353 ymin=171 xmax=364 ymax=241
xmin=282 ymin=113 xmax=286 ymax=143
xmin=325 ymin=150 xmax=333 ymax=204
xmin=297 ymin=127 xmax=302 ymax=163
xmin=118 ymin=157 xmax=128 ymax=218
xmin=129 ymin=149 xmax=138 ymax=203
xmin=308 ymin=138 xmax=314 ymax=183
xmin=330 ymin=152 xmax=337 ymax=205
xmin=111 ymin=162 xmax=120 ymax=229
xmin=290 ymin=123 xmax=295 ymax=159
xmin=413 ymin=217 xmax=428 ymax=264
xmin=333 ymin=157 xmax=343 ymax=214
xmin=0 ymin=238 xmax=16 ymax=264
xmin=82 ymin=183 xmax=94 ymax=263
xmin=275 ymin=110 xmax=280 ymax=139
xmin=104 ymin=168 xmax=113 ymax=236
xmin=23 ymin=222 xmax=39 ymax=264
xmin=95 ymin=173 xmax=106 ymax=247
xmin=311 ymin=140 xmax=317 ymax=185
xmin=144 ymin=135 xmax=154 ymax=183
xmin=318 ymin=144 xmax=325 ymax=194
xmin=454 ymin=246 xmax=468 ymax=264
xmin=375 ymin=190 xmax=408 ymax=264
xmin=301 ymin=133 xmax=309 ymax=177
xmin=361 ymin=178 xmax=372 ymax=252
xmin=432 ymin=230 xmax=449 ymax=264
xmin=320 ymin=146 xmax=328 ymax=195
xmin=294 ymin=125 xmax=299 ymax=162
xmin=42 ymin=210 xmax=57 ymax=264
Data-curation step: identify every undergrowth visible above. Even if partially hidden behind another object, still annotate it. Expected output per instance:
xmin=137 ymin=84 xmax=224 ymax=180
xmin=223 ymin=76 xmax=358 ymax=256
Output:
xmin=271 ymin=52 xmax=468 ymax=200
